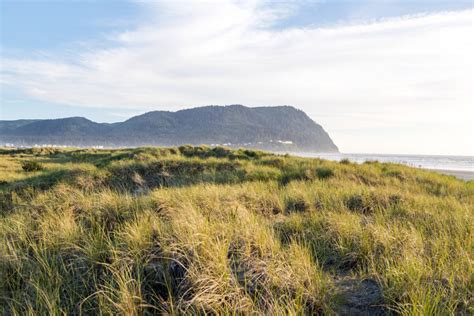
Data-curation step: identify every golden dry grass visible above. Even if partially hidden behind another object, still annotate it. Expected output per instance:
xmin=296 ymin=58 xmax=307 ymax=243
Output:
xmin=0 ymin=146 xmax=472 ymax=315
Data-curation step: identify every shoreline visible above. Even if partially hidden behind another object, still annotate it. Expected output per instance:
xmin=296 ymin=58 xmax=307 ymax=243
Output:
xmin=427 ymin=169 xmax=474 ymax=181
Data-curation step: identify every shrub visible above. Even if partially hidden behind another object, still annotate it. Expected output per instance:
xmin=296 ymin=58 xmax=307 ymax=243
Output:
xmin=241 ymin=149 xmax=259 ymax=158
xmin=210 ymin=146 xmax=232 ymax=158
xmin=21 ymin=160 xmax=43 ymax=172
xmin=178 ymin=145 xmax=235 ymax=159
xmin=340 ymin=158 xmax=351 ymax=164
xmin=315 ymin=167 xmax=334 ymax=179
xmin=279 ymin=166 xmax=313 ymax=185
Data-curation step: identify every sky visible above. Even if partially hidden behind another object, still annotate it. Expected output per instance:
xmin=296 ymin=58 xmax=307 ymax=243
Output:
xmin=0 ymin=0 xmax=473 ymax=155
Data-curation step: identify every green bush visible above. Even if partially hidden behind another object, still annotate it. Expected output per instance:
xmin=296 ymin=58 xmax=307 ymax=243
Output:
xmin=211 ymin=146 xmax=232 ymax=158
xmin=21 ymin=160 xmax=43 ymax=172
xmin=315 ymin=167 xmax=334 ymax=179
xmin=340 ymin=158 xmax=351 ymax=164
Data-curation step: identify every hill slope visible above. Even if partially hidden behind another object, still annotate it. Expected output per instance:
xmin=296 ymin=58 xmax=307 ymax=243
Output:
xmin=0 ymin=105 xmax=338 ymax=152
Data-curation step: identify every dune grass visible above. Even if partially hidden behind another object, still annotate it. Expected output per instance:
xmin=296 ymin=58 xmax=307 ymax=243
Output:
xmin=0 ymin=146 xmax=472 ymax=315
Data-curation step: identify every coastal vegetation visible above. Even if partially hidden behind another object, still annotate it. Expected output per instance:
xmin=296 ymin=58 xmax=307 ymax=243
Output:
xmin=0 ymin=146 xmax=472 ymax=315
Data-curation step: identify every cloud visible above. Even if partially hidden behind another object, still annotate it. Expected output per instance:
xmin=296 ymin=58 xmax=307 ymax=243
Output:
xmin=1 ymin=1 xmax=472 ymax=154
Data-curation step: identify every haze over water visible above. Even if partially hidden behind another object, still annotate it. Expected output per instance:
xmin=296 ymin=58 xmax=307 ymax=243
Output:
xmin=293 ymin=153 xmax=474 ymax=173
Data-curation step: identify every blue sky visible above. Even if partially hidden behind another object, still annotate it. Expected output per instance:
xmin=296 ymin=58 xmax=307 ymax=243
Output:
xmin=2 ymin=1 xmax=471 ymax=53
xmin=1 ymin=0 xmax=473 ymax=154
xmin=2 ymin=1 xmax=140 ymax=50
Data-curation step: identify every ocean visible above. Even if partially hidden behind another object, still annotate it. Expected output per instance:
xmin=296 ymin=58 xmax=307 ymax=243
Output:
xmin=291 ymin=152 xmax=474 ymax=172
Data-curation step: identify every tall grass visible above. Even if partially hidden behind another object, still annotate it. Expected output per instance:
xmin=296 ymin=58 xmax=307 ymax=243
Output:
xmin=0 ymin=146 xmax=472 ymax=315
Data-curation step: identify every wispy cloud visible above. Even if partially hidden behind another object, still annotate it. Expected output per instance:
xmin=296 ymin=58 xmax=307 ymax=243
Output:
xmin=1 ymin=1 xmax=472 ymax=154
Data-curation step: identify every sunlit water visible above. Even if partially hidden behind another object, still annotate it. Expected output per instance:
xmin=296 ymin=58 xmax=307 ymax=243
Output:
xmin=290 ymin=152 xmax=474 ymax=172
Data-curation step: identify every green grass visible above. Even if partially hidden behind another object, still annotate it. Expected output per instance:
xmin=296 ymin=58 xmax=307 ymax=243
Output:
xmin=0 ymin=146 xmax=472 ymax=315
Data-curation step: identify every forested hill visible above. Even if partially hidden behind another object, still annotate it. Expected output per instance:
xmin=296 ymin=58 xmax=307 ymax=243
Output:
xmin=0 ymin=105 xmax=338 ymax=152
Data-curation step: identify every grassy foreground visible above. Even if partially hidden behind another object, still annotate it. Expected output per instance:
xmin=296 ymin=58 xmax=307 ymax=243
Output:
xmin=0 ymin=146 xmax=472 ymax=315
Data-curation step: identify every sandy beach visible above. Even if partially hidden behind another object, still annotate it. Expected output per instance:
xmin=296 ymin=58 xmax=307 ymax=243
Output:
xmin=429 ymin=169 xmax=474 ymax=181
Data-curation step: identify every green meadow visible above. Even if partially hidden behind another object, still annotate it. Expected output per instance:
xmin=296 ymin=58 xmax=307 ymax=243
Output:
xmin=0 ymin=146 xmax=472 ymax=315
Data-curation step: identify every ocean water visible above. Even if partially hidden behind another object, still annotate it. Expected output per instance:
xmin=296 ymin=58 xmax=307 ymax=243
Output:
xmin=291 ymin=152 xmax=474 ymax=172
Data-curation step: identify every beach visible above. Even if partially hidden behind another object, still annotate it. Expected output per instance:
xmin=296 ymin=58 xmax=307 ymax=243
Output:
xmin=430 ymin=169 xmax=474 ymax=181
xmin=292 ymin=152 xmax=474 ymax=181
